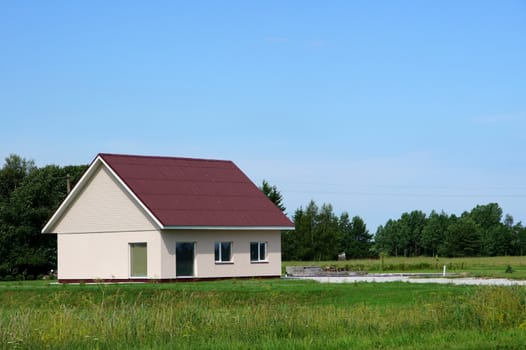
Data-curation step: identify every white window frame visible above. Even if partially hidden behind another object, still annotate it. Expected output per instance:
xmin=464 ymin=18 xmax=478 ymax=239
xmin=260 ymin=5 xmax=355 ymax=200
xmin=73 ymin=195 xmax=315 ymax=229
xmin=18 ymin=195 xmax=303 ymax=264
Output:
xmin=214 ymin=241 xmax=233 ymax=264
xmin=250 ymin=241 xmax=268 ymax=263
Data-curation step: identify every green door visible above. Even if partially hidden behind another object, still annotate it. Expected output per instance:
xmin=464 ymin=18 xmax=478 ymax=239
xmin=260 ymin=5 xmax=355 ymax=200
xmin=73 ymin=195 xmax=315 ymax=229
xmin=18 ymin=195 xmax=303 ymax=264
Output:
xmin=176 ymin=242 xmax=195 ymax=277
xmin=130 ymin=243 xmax=147 ymax=277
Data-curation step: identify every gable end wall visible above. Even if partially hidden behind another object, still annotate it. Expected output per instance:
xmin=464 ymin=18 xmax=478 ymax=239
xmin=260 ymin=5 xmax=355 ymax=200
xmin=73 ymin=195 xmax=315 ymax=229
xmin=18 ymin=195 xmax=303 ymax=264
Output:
xmin=51 ymin=164 xmax=157 ymax=234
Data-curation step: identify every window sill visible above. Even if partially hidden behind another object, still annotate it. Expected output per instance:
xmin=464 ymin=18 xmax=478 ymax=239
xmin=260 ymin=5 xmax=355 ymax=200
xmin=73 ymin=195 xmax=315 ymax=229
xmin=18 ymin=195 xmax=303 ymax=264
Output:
xmin=250 ymin=261 xmax=269 ymax=264
xmin=215 ymin=261 xmax=234 ymax=265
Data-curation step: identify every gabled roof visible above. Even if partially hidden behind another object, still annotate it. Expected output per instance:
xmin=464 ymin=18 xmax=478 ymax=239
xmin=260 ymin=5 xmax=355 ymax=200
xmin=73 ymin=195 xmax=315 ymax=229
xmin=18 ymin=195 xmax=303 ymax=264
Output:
xmin=43 ymin=153 xmax=294 ymax=232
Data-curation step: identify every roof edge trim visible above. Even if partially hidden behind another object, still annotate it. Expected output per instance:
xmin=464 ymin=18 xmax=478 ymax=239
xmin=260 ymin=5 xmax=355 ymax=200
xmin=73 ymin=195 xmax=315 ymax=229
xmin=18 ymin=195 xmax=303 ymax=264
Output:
xmin=163 ymin=226 xmax=294 ymax=231
xmin=42 ymin=156 xmax=101 ymax=233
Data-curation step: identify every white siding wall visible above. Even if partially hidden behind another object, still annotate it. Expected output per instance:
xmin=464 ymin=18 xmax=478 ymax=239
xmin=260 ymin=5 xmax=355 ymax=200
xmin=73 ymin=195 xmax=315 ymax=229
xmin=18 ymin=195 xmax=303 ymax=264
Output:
xmin=51 ymin=164 xmax=156 ymax=234
xmin=161 ymin=230 xmax=282 ymax=278
xmin=52 ymin=163 xmax=161 ymax=280
xmin=58 ymin=231 xmax=162 ymax=280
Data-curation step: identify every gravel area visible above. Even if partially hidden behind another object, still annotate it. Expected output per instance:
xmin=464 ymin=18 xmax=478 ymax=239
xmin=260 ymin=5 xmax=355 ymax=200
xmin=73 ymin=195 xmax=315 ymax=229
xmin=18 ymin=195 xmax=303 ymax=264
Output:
xmin=295 ymin=275 xmax=526 ymax=286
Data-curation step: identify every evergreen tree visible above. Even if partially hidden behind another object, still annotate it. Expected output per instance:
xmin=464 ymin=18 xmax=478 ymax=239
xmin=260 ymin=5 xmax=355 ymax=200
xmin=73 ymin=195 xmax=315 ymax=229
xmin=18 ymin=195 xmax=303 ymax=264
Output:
xmin=260 ymin=180 xmax=286 ymax=212
xmin=314 ymin=203 xmax=339 ymax=260
xmin=288 ymin=201 xmax=319 ymax=260
xmin=340 ymin=214 xmax=372 ymax=258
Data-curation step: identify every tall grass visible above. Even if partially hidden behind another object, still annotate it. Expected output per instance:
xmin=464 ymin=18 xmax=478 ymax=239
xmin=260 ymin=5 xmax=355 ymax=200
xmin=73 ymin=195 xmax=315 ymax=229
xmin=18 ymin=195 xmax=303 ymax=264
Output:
xmin=1 ymin=280 xmax=526 ymax=349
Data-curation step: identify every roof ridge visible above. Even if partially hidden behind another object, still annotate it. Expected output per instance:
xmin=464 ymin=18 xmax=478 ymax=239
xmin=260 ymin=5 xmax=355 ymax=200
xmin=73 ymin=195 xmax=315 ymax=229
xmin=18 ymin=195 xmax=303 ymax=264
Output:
xmin=98 ymin=153 xmax=232 ymax=164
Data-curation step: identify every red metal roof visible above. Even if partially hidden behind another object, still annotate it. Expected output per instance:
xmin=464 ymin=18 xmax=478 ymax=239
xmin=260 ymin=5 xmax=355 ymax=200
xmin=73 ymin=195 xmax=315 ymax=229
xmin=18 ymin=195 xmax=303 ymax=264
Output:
xmin=98 ymin=153 xmax=294 ymax=228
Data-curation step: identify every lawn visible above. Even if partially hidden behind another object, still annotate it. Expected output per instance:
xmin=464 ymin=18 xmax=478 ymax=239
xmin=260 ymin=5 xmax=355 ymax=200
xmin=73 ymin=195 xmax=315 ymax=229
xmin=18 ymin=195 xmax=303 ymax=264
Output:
xmin=1 ymin=278 xmax=526 ymax=349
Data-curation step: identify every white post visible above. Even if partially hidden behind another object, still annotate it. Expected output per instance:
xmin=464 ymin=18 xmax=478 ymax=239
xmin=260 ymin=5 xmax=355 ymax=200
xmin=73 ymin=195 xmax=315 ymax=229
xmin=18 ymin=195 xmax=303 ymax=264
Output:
xmin=443 ymin=265 xmax=446 ymax=277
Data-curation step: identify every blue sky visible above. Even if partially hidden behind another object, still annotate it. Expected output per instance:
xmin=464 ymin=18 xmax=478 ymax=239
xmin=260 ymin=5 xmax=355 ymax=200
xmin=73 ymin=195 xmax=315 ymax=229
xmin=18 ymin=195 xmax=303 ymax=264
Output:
xmin=1 ymin=1 xmax=525 ymax=231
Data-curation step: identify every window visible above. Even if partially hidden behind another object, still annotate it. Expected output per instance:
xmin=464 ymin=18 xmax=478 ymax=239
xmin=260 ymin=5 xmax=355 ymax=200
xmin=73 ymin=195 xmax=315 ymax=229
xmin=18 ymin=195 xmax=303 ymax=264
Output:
xmin=250 ymin=242 xmax=267 ymax=262
xmin=214 ymin=241 xmax=232 ymax=263
xmin=130 ymin=243 xmax=147 ymax=277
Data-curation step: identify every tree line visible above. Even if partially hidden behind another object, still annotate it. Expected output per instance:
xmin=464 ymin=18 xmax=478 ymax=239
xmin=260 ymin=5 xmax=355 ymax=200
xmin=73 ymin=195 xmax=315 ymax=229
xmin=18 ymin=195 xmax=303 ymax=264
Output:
xmin=279 ymin=200 xmax=526 ymax=261
xmin=374 ymin=204 xmax=526 ymax=258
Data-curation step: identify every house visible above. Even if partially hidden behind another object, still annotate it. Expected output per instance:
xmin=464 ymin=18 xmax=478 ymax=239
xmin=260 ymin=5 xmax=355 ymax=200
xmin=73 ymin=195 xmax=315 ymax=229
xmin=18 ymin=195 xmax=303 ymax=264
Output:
xmin=42 ymin=153 xmax=294 ymax=282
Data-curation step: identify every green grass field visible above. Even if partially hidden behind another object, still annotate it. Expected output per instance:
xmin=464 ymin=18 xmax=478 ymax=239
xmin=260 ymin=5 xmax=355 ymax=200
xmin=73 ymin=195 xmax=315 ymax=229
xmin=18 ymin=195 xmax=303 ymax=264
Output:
xmin=1 ymin=274 xmax=526 ymax=349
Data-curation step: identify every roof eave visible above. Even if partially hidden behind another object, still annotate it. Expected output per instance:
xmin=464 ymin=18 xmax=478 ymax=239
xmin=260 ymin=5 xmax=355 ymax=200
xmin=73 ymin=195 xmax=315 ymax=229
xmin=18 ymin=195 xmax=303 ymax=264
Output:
xmin=162 ymin=225 xmax=295 ymax=231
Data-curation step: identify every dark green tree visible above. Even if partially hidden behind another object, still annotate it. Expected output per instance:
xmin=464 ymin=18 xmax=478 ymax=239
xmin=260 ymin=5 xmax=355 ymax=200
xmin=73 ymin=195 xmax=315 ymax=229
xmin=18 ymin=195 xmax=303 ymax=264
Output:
xmin=374 ymin=219 xmax=403 ymax=256
xmin=0 ymin=156 xmax=87 ymax=279
xmin=399 ymin=210 xmax=427 ymax=256
xmin=516 ymin=223 xmax=526 ymax=256
xmin=469 ymin=203 xmax=509 ymax=256
xmin=314 ymin=203 xmax=339 ymax=260
xmin=0 ymin=154 xmax=36 ymax=202
xmin=441 ymin=215 xmax=480 ymax=257
xmin=285 ymin=200 xmax=351 ymax=261
xmin=421 ymin=210 xmax=449 ymax=256
xmin=340 ymin=213 xmax=372 ymax=258
xmin=339 ymin=212 xmax=352 ymax=256
xmin=285 ymin=200 xmax=319 ymax=260
xmin=260 ymin=180 xmax=286 ymax=212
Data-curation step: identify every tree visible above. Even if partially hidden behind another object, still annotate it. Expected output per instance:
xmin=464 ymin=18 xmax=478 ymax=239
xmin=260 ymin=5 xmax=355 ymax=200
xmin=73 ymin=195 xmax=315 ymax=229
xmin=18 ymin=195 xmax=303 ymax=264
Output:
xmin=469 ymin=203 xmax=509 ymax=256
xmin=421 ymin=210 xmax=449 ymax=256
xmin=0 ymin=154 xmax=36 ymax=202
xmin=470 ymin=203 xmax=503 ymax=228
xmin=285 ymin=200 xmax=355 ymax=261
xmin=0 ymin=156 xmax=87 ymax=279
xmin=260 ymin=180 xmax=286 ymax=212
xmin=294 ymin=200 xmax=319 ymax=260
xmin=399 ymin=210 xmax=427 ymax=256
xmin=339 ymin=212 xmax=352 ymax=256
xmin=374 ymin=219 xmax=403 ymax=256
xmin=373 ymin=211 xmax=427 ymax=257
xmin=441 ymin=215 xmax=480 ymax=257
xmin=340 ymin=214 xmax=372 ymax=258
xmin=314 ymin=203 xmax=339 ymax=260
xmin=516 ymin=223 xmax=526 ymax=256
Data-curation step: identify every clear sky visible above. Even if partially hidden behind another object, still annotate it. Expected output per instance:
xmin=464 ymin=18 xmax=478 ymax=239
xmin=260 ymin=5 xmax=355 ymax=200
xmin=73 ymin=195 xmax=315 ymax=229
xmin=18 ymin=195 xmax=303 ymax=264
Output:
xmin=1 ymin=1 xmax=525 ymax=231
